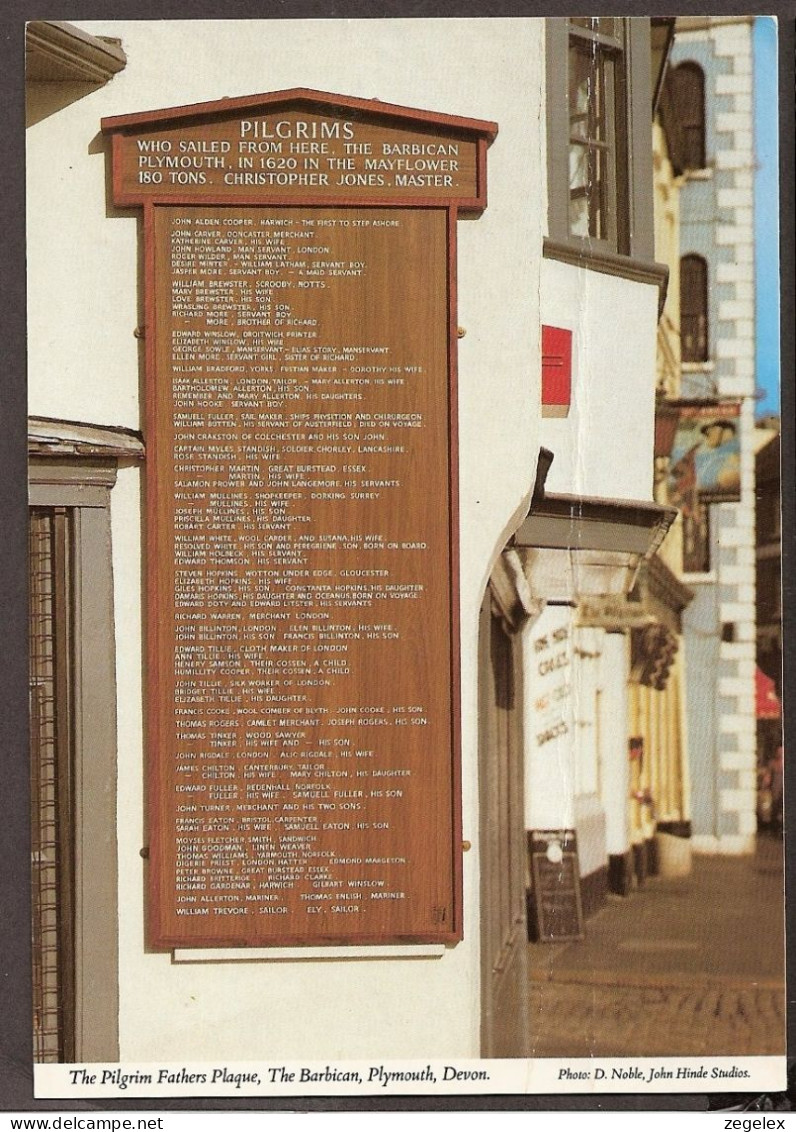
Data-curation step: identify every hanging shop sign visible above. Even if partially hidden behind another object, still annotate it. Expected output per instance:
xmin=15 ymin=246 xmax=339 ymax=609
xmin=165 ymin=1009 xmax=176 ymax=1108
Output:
xmin=103 ymin=90 xmax=496 ymax=949
xmin=665 ymin=400 xmax=743 ymax=506
xmin=576 ymin=594 xmax=655 ymax=632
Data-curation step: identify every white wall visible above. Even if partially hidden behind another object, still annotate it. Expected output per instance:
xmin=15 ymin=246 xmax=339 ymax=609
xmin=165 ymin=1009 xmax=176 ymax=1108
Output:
xmin=27 ymin=17 xmax=545 ymax=1060
xmin=527 ymin=241 xmax=660 ymax=885
xmin=599 ymin=631 xmax=631 ymax=857
xmin=540 ymin=259 xmax=658 ymax=502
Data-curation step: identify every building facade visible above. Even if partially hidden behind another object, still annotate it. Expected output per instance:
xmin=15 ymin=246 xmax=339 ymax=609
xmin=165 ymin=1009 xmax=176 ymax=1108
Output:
xmin=667 ymin=17 xmax=759 ymax=854
xmin=521 ymin=18 xmax=677 ymax=918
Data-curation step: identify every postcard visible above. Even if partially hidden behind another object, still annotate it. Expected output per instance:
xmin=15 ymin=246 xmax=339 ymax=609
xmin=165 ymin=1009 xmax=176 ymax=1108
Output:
xmin=17 ymin=11 xmax=786 ymax=1108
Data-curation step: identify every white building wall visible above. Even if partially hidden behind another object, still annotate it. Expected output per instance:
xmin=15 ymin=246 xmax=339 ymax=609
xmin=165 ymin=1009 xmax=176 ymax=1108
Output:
xmin=571 ymin=627 xmax=607 ymax=880
xmin=529 ymin=244 xmax=660 ymax=885
xmin=599 ymin=632 xmax=631 ymax=858
xmin=539 ymin=260 xmax=658 ymax=503
xmin=27 ymin=17 xmax=545 ymax=1060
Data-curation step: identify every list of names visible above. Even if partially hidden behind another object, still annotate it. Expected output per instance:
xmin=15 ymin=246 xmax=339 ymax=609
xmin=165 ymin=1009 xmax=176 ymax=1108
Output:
xmin=150 ymin=205 xmax=456 ymax=945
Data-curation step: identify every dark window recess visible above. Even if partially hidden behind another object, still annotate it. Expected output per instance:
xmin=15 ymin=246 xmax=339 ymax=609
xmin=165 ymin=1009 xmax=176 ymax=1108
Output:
xmin=721 ymin=622 xmax=737 ymax=644
xmin=755 ymin=485 xmax=781 ymax=543
xmin=757 ymin=559 xmax=782 ymax=624
xmin=669 ymin=62 xmax=706 ymax=170
xmin=682 ymin=499 xmax=710 ymax=574
xmin=680 ymin=254 xmax=709 ymax=363
xmin=29 ymin=507 xmax=75 ymax=1064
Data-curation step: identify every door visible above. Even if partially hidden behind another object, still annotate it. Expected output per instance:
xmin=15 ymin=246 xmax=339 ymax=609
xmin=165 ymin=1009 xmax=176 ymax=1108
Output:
xmin=479 ymin=591 xmax=530 ymax=1056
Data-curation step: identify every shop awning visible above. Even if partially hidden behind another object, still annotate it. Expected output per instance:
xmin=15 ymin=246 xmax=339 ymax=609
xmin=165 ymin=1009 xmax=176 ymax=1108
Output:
xmin=756 ymin=666 xmax=781 ymax=720
xmin=511 ymin=491 xmax=676 ymax=603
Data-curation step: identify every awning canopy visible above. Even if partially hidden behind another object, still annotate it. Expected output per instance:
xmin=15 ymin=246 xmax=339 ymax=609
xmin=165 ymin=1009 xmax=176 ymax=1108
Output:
xmin=756 ymin=666 xmax=781 ymax=720
xmin=512 ymin=491 xmax=676 ymax=603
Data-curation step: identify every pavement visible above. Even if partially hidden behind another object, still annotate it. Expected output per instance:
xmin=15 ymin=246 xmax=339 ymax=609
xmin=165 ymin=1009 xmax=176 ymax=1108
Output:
xmin=527 ymin=834 xmax=786 ymax=1058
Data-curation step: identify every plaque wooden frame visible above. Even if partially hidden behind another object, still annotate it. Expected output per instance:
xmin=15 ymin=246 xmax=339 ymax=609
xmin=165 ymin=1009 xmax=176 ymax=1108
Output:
xmin=103 ymin=90 xmax=497 ymax=949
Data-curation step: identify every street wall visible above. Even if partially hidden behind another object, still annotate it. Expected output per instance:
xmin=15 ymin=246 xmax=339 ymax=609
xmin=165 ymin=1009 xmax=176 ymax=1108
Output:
xmin=27 ymin=17 xmax=545 ymax=1060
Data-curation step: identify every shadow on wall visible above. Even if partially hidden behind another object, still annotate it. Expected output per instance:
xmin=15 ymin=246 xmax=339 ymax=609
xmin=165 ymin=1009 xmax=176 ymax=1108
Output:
xmin=26 ymin=82 xmax=104 ymax=128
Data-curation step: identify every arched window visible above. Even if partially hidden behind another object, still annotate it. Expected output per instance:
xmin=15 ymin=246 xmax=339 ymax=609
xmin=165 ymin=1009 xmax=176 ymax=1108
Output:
xmin=680 ymin=254 xmax=709 ymax=363
xmin=670 ymin=62 xmax=706 ymax=170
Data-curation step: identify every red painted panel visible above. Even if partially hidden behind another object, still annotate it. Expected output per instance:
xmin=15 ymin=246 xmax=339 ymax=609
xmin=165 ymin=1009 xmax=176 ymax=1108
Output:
xmin=542 ymin=325 xmax=572 ymax=413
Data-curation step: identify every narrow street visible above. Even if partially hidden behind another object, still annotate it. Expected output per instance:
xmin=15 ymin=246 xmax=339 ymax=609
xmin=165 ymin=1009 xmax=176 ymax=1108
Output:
xmin=528 ymin=836 xmax=786 ymax=1057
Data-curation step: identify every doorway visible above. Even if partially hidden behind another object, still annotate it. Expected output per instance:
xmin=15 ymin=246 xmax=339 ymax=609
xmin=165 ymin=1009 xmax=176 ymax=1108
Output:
xmin=478 ymin=590 xmax=530 ymax=1057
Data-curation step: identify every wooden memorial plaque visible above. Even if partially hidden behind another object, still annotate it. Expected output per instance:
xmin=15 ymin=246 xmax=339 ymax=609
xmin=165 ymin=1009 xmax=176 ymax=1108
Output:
xmin=103 ymin=91 xmax=496 ymax=947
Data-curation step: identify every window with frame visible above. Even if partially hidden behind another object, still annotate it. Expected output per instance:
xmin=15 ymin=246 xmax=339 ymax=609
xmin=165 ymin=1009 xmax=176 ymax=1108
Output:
xmin=567 ymin=18 xmax=628 ymax=246
xmin=669 ymin=62 xmax=706 ymax=171
xmin=680 ymin=253 xmax=709 ymax=363
xmin=546 ymin=17 xmax=658 ymax=274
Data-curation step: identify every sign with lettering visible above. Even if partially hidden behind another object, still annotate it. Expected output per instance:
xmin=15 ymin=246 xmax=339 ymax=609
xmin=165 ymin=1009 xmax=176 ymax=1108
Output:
xmin=529 ymin=830 xmax=584 ymax=942
xmin=105 ymin=88 xmax=489 ymax=208
xmin=103 ymin=91 xmax=496 ymax=948
xmin=530 ymin=610 xmax=573 ymax=753
xmin=577 ymin=595 xmax=655 ymax=632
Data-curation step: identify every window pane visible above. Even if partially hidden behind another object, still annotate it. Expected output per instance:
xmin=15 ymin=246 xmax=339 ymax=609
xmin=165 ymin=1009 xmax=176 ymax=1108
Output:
xmin=682 ymin=502 xmax=710 ymax=573
xmin=680 ymin=254 xmax=708 ymax=361
xmin=570 ymin=17 xmax=620 ymax=40
xmin=683 ymin=124 xmax=704 ymax=172
xmin=570 ymin=43 xmax=605 ymax=143
xmin=670 ymin=63 xmax=706 ymax=170
xmin=568 ymin=40 xmax=615 ymax=240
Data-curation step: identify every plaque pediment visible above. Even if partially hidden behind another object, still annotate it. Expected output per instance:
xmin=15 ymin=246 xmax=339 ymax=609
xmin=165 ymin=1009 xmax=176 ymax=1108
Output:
xmin=102 ymin=88 xmax=497 ymax=210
